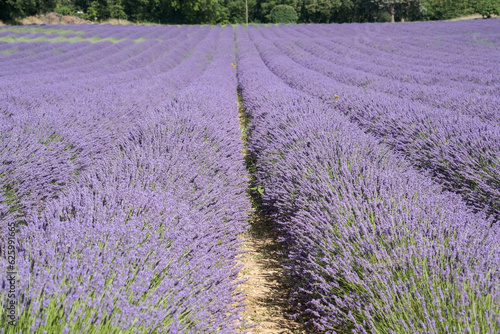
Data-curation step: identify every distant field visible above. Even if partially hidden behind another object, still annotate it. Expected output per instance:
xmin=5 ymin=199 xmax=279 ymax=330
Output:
xmin=1 ymin=21 xmax=499 ymax=333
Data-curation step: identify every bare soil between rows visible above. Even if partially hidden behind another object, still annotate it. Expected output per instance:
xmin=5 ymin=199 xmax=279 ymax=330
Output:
xmin=235 ymin=89 xmax=307 ymax=333
xmin=236 ymin=216 xmax=308 ymax=334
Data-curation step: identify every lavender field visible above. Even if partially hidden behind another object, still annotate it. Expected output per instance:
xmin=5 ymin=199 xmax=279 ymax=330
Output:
xmin=0 ymin=20 xmax=499 ymax=333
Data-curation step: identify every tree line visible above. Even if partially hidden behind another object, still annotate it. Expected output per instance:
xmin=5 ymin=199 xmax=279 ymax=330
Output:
xmin=0 ymin=0 xmax=498 ymax=24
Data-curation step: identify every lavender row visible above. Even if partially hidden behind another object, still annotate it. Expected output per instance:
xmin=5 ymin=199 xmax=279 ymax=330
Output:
xmin=288 ymin=23 xmax=499 ymax=94
xmin=1 ymin=26 xmax=214 ymax=129
xmin=236 ymin=25 xmax=500 ymax=333
xmin=2 ymin=27 xmax=204 ymax=90
xmin=1 ymin=26 xmax=249 ymax=332
xmin=0 ymin=24 xmax=168 ymax=41
xmin=283 ymin=23 xmax=497 ymax=72
xmin=0 ymin=26 xmax=189 ymax=80
xmin=289 ymin=22 xmax=498 ymax=73
xmin=247 ymin=24 xmax=500 ymax=224
xmin=0 ymin=25 xmax=186 ymax=73
xmin=277 ymin=25 xmax=500 ymax=124
xmin=0 ymin=26 xmax=212 ymax=205
xmin=310 ymin=21 xmax=500 ymax=70
xmin=304 ymin=24 xmax=499 ymax=100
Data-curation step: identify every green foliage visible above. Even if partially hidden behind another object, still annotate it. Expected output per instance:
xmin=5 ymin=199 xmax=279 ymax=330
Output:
xmin=370 ymin=0 xmax=423 ymax=21
xmin=82 ymin=0 xmax=129 ymax=21
xmin=256 ymin=0 xmax=294 ymax=22
xmin=120 ymin=0 xmax=162 ymax=23
xmin=227 ymin=0 xmax=247 ymax=22
xmin=332 ymin=0 xmax=377 ymax=23
xmin=250 ymin=185 xmax=265 ymax=194
xmin=90 ymin=0 xmax=110 ymax=20
xmin=110 ymin=1 xmax=127 ymax=19
xmin=422 ymin=0 xmax=474 ymax=20
xmin=216 ymin=3 xmax=231 ymax=24
xmin=0 ymin=0 xmax=57 ymax=21
xmin=270 ymin=4 xmax=298 ymax=23
xmin=170 ymin=0 xmax=219 ymax=24
xmin=474 ymin=0 xmax=500 ymax=17
xmin=298 ymin=0 xmax=342 ymax=23
xmin=55 ymin=4 xmax=73 ymax=15
xmin=85 ymin=5 xmax=99 ymax=21
xmin=377 ymin=10 xmax=392 ymax=21
xmin=219 ymin=0 xmax=257 ymax=23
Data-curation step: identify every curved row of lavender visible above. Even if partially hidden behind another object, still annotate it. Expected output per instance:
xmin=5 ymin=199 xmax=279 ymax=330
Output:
xmin=284 ymin=23 xmax=499 ymax=123
xmin=0 ymin=24 xmax=169 ymax=41
xmin=247 ymin=20 xmax=500 ymax=224
xmin=235 ymin=24 xmax=500 ymax=333
xmin=1 ymin=25 xmax=249 ymax=332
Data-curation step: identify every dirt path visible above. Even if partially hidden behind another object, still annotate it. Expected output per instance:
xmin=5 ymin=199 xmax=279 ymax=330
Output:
xmin=236 ymin=89 xmax=307 ymax=334
xmin=236 ymin=216 xmax=308 ymax=334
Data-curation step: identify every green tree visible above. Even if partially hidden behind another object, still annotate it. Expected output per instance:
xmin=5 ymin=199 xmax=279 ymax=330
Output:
xmin=73 ymin=0 xmax=91 ymax=12
xmin=297 ymin=0 xmax=342 ymax=23
xmin=256 ymin=0 xmax=294 ymax=22
xmin=473 ymin=0 xmax=500 ymax=17
xmin=332 ymin=0 xmax=378 ymax=22
xmin=85 ymin=4 xmax=98 ymax=20
xmin=270 ymin=4 xmax=298 ymax=22
xmin=55 ymin=2 xmax=74 ymax=15
xmin=121 ymin=0 xmax=157 ymax=22
xmin=86 ymin=0 xmax=110 ymax=19
xmin=221 ymin=0 xmax=257 ymax=23
xmin=216 ymin=2 xmax=231 ymax=23
xmin=0 ymin=0 xmax=57 ymax=21
xmin=371 ymin=0 xmax=422 ymax=21
xmin=170 ymin=0 xmax=219 ymax=24
xmin=110 ymin=0 xmax=127 ymax=19
xmin=421 ymin=0 xmax=474 ymax=20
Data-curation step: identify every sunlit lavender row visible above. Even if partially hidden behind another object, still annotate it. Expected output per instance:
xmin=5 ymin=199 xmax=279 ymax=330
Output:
xmin=249 ymin=20 xmax=500 ymax=224
xmin=236 ymin=21 xmax=500 ymax=333
xmin=1 ymin=25 xmax=249 ymax=332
